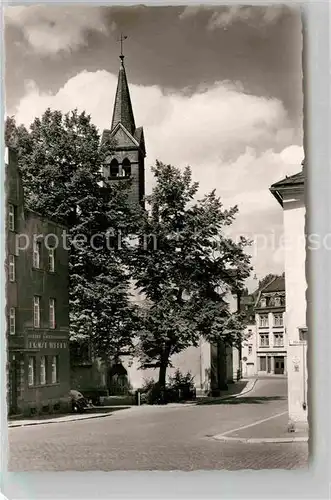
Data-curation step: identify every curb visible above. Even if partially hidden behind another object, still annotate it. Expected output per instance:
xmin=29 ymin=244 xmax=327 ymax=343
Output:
xmin=196 ymin=378 xmax=258 ymax=406
xmin=8 ymin=411 xmax=114 ymax=428
xmin=213 ymin=435 xmax=308 ymax=444
xmin=215 ymin=378 xmax=258 ymax=402
xmin=230 ymin=378 xmax=257 ymax=399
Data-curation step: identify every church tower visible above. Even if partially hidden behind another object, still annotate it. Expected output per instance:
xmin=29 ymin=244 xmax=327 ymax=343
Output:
xmin=101 ymin=46 xmax=146 ymax=205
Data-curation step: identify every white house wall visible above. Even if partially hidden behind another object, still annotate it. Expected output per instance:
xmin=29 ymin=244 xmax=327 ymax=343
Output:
xmin=283 ymin=193 xmax=308 ymax=425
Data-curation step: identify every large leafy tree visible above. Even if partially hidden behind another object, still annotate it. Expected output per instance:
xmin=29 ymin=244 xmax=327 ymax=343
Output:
xmin=130 ymin=161 xmax=252 ymax=393
xmin=5 ymin=110 xmax=141 ymax=359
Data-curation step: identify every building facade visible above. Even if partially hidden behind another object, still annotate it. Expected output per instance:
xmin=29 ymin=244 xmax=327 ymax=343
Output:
xmin=241 ymin=324 xmax=257 ymax=377
xmin=6 ymin=148 xmax=70 ymax=416
xmin=255 ymin=276 xmax=287 ymax=376
xmin=270 ymin=166 xmax=307 ymax=428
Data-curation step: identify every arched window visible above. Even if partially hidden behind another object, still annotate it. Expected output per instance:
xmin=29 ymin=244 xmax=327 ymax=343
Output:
xmin=109 ymin=158 xmax=119 ymax=178
xmin=122 ymin=158 xmax=131 ymax=177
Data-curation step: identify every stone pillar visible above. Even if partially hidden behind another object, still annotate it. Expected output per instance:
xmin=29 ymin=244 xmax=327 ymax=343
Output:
xmin=271 ymin=356 xmax=275 ymax=374
xmin=284 ymin=355 xmax=287 ymax=375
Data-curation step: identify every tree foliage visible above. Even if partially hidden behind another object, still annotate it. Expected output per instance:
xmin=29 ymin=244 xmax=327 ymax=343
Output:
xmin=130 ymin=161 xmax=252 ymax=389
xmin=6 ymin=110 xmax=141 ymax=359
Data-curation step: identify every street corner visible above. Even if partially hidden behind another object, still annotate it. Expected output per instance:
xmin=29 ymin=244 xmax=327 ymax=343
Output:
xmin=212 ymin=411 xmax=309 ymax=444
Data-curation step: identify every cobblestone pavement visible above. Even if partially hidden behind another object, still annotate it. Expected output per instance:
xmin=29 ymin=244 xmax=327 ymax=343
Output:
xmin=8 ymin=377 xmax=309 ymax=471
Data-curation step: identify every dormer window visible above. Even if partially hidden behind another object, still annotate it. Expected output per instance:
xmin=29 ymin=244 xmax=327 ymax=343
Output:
xmin=109 ymin=159 xmax=119 ymax=178
xmin=260 ymin=297 xmax=267 ymax=308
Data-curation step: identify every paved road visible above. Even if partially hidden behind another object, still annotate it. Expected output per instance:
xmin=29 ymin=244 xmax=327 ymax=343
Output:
xmin=8 ymin=377 xmax=308 ymax=471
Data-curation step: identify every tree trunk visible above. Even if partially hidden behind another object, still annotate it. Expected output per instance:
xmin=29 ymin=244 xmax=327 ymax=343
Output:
xmin=158 ymin=345 xmax=171 ymax=404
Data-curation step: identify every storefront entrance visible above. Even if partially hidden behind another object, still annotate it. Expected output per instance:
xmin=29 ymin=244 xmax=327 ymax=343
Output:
xmin=274 ymin=356 xmax=285 ymax=375
xmin=8 ymin=357 xmax=19 ymax=414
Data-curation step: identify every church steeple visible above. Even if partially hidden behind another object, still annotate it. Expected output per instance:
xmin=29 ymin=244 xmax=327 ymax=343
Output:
xmin=101 ymin=37 xmax=146 ymax=206
xmin=111 ymin=53 xmax=136 ymax=136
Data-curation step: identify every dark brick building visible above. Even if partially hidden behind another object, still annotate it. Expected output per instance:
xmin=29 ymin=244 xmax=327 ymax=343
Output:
xmin=6 ymin=147 xmax=70 ymax=416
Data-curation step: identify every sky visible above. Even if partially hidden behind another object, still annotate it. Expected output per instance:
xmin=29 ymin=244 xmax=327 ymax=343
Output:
xmin=5 ymin=5 xmax=304 ymax=289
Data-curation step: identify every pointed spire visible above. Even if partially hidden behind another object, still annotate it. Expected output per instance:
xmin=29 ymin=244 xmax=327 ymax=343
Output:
xmin=111 ymin=52 xmax=136 ymax=136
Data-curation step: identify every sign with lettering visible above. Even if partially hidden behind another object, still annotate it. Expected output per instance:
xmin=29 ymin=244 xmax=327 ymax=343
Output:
xmin=27 ymin=340 xmax=67 ymax=350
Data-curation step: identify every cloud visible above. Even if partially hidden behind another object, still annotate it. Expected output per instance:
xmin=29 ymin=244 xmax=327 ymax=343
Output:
xmin=208 ymin=5 xmax=285 ymax=30
xmin=4 ymin=5 xmax=109 ymax=55
xmin=179 ymin=5 xmax=287 ymax=30
xmin=11 ymin=70 xmax=303 ymax=279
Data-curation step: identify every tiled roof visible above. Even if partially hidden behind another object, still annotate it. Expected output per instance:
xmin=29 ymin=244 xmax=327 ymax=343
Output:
xmin=111 ymin=58 xmax=136 ymax=136
xmin=261 ymin=275 xmax=285 ymax=293
xmin=270 ymin=165 xmax=304 ymax=206
xmin=270 ymin=170 xmax=304 ymax=190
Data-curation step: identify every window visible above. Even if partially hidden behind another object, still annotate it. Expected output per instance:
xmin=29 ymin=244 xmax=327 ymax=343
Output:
xmin=51 ymin=355 xmax=59 ymax=384
xmin=28 ymin=357 xmax=36 ymax=386
xmin=273 ymin=313 xmax=283 ymax=327
xmin=40 ymin=356 xmax=47 ymax=385
xmin=9 ymin=307 xmax=16 ymax=335
xmin=33 ymin=240 xmax=41 ymax=268
xmin=109 ymin=159 xmax=119 ymax=178
xmin=33 ymin=296 xmax=40 ymax=328
xmin=48 ymin=248 xmax=55 ymax=272
xmin=260 ymin=297 xmax=267 ymax=307
xmin=259 ymin=314 xmax=269 ymax=327
xmin=248 ymin=345 xmax=252 ymax=355
xmin=274 ymin=334 xmax=284 ymax=347
xmin=122 ymin=158 xmax=131 ymax=177
xmin=8 ymin=204 xmax=15 ymax=231
xmin=9 ymin=255 xmax=15 ymax=282
xmin=259 ymin=356 xmax=267 ymax=371
xmin=274 ymin=296 xmax=281 ymax=307
xmin=259 ymin=334 xmax=269 ymax=347
xmin=49 ymin=298 xmax=56 ymax=329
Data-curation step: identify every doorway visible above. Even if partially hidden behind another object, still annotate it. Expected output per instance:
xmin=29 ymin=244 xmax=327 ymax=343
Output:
xmin=274 ymin=356 xmax=285 ymax=375
xmin=8 ymin=357 xmax=19 ymax=414
xmin=246 ymin=363 xmax=255 ymax=377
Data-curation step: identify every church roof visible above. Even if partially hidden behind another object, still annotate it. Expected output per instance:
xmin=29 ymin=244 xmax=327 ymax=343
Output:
xmin=111 ymin=57 xmax=136 ymax=136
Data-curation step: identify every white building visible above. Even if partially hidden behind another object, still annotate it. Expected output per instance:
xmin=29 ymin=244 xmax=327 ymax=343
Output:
xmin=270 ymin=165 xmax=308 ymax=429
xmin=255 ymin=276 xmax=287 ymax=376
xmin=241 ymin=324 xmax=257 ymax=378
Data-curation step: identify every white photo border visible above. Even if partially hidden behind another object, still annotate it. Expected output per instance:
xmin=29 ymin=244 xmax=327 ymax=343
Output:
xmin=1 ymin=0 xmax=330 ymax=498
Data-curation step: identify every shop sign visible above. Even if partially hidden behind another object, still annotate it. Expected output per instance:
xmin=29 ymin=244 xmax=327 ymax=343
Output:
xmin=27 ymin=340 xmax=67 ymax=350
xmin=26 ymin=331 xmax=68 ymax=350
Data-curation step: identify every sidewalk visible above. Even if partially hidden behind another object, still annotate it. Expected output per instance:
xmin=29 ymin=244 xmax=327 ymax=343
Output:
xmin=213 ymin=411 xmax=309 ymax=443
xmin=8 ymin=406 xmax=131 ymax=428
xmin=197 ymin=378 xmax=257 ymax=405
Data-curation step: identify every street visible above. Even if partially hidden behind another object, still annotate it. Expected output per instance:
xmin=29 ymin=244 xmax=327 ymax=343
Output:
xmin=8 ymin=378 xmax=308 ymax=471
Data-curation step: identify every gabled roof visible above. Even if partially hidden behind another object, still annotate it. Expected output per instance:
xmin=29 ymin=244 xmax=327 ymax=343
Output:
xmin=254 ymin=275 xmax=285 ymax=308
xmin=261 ymin=275 xmax=285 ymax=293
xmin=111 ymin=57 xmax=136 ymax=136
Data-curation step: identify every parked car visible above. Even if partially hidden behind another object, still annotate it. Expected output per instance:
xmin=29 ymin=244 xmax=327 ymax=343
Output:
xmin=69 ymin=390 xmax=90 ymax=413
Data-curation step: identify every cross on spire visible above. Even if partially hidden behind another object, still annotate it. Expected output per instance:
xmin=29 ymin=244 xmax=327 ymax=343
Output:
xmin=118 ymin=33 xmax=127 ymax=62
